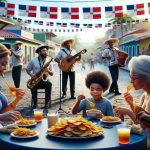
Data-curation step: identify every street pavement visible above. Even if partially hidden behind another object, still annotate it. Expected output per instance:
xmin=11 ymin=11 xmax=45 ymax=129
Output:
xmin=0 ymin=62 xmax=143 ymax=122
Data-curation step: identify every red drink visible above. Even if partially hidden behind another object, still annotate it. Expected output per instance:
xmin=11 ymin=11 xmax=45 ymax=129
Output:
xmin=118 ymin=127 xmax=131 ymax=144
xmin=34 ymin=109 xmax=43 ymax=123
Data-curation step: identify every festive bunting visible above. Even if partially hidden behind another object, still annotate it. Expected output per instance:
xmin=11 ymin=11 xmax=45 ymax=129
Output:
xmin=95 ymin=24 xmax=102 ymax=28
xmin=105 ymin=23 xmax=112 ymax=27
xmin=17 ymin=18 xmax=23 ymax=23
xmin=34 ymin=20 xmax=39 ymax=25
xmin=56 ymin=22 xmax=67 ymax=27
xmin=112 ymin=22 xmax=121 ymax=26
xmin=70 ymin=23 xmax=80 ymax=28
xmin=0 ymin=2 xmax=15 ymax=16
xmin=127 ymin=3 xmax=145 ymax=16
xmin=83 ymin=7 xmax=101 ymax=19
xmin=46 ymin=22 xmax=54 ymax=26
xmin=148 ymin=3 xmax=150 ymax=14
xmin=39 ymin=21 xmax=43 ymax=25
xmin=24 ymin=19 xmax=31 ymax=24
xmin=61 ymin=7 xmax=79 ymax=19
xmin=105 ymin=6 xmax=123 ymax=18
xmin=142 ymin=18 xmax=148 ymax=22
xmin=19 ymin=5 xmax=36 ymax=17
xmin=83 ymin=24 xmax=93 ymax=28
xmin=40 ymin=6 xmax=58 ymax=19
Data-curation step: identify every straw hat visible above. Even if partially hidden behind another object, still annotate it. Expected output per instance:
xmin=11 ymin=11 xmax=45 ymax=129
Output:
xmin=0 ymin=44 xmax=10 ymax=58
xmin=14 ymin=41 xmax=23 ymax=45
xmin=35 ymin=45 xmax=50 ymax=53
xmin=105 ymin=38 xmax=119 ymax=46
xmin=61 ymin=39 xmax=75 ymax=47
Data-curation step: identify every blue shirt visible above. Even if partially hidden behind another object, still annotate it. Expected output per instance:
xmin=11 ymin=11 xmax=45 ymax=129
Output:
xmin=78 ymin=97 xmax=114 ymax=116
xmin=0 ymin=91 xmax=8 ymax=113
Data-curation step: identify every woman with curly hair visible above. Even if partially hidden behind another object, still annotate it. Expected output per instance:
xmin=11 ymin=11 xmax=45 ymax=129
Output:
xmin=72 ymin=71 xmax=114 ymax=117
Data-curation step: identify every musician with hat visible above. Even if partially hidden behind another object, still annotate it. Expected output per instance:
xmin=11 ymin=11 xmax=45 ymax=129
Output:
xmin=10 ymin=41 xmax=24 ymax=88
xmin=55 ymin=39 xmax=81 ymax=99
xmin=102 ymin=38 xmax=121 ymax=95
xmin=26 ymin=45 xmax=54 ymax=109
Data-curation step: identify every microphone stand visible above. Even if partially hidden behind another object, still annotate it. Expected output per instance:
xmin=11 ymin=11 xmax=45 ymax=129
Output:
xmin=56 ymin=68 xmax=68 ymax=114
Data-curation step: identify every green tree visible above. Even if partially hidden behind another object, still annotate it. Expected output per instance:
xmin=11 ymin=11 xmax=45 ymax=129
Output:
xmin=109 ymin=14 xmax=136 ymax=36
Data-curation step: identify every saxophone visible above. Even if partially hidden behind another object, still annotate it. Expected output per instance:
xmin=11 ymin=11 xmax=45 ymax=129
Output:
xmin=27 ymin=58 xmax=53 ymax=89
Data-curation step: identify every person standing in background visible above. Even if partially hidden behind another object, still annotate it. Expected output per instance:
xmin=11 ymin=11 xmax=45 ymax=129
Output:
xmin=81 ymin=57 xmax=86 ymax=70
xmin=10 ymin=41 xmax=23 ymax=88
xmin=90 ymin=53 xmax=95 ymax=70
xmin=102 ymin=38 xmax=121 ymax=95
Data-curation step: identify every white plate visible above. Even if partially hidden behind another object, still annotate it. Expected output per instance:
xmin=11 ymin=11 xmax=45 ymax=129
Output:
xmin=11 ymin=131 xmax=39 ymax=139
xmin=15 ymin=121 xmax=37 ymax=127
xmin=47 ymin=131 xmax=104 ymax=139
xmin=100 ymin=118 xmax=121 ymax=123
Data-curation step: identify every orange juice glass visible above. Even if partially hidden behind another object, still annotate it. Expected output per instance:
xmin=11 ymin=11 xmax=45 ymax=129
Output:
xmin=117 ymin=125 xmax=131 ymax=144
xmin=34 ymin=109 xmax=43 ymax=123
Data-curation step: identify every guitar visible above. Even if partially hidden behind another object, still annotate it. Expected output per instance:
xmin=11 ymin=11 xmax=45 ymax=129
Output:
xmin=60 ymin=49 xmax=87 ymax=72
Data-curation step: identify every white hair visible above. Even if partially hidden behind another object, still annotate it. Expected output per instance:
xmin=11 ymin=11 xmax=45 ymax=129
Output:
xmin=128 ymin=55 xmax=150 ymax=84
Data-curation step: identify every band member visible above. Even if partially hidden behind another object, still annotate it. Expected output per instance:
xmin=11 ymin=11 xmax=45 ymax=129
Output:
xmin=102 ymin=38 xmax=121 ymax=95
xmin=26 ymin=45 xmax=53 ymax=109
xmin=55 ymin=39 xmax=81 ymax=99
xmin=10 ymin=41 xmax=24 ymax=88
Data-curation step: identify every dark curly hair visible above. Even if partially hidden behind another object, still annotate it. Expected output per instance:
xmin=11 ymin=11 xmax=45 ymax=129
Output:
xmin=85 ymin=71 xmax=110 ymax=90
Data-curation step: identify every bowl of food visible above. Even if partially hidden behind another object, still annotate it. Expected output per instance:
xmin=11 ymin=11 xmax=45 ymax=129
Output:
xmin=86 ymin=109 xmax=103 ymax=119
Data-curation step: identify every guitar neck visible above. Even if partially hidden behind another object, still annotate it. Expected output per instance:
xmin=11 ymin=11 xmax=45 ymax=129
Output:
xmin=68 ymin=50 xmax=86 ymax=62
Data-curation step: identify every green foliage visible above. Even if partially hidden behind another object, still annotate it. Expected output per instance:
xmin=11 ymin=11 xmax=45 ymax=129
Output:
xmin=109 ymin=14 xmax=136 ymax=35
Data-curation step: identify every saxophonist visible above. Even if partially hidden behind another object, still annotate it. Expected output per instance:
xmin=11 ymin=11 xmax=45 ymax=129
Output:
xmin=26 ymin=45 xmax=54 ymax=109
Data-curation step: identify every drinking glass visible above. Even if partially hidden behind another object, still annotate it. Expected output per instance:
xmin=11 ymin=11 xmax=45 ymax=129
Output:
xmin=117 ymin=124 xmax=131 ymax=144
xmin=34 ymin=109 xmax=43 ymax=123
xmin=47 ymin=110 xmax=59 ymax=128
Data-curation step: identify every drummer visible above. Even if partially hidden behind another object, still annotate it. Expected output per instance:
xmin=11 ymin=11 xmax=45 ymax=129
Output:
xmin=102 ymin=38 xmax=121 ymax=95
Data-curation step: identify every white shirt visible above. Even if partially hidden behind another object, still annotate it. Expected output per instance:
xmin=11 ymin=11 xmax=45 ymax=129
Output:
xmin=141 ymin=92 xmax=150 ymax=112
xmin=26 ymin=57 xmax=53 ymax=80
xmin=11 ymin=49 xmax=23 ymax=67
xmin=55 ymin=48 xmax=76 ymax=72
xmin=102 ymin=47 xmax=119 ymax=66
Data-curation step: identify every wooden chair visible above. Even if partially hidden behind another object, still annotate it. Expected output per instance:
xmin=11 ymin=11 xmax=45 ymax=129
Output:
xmin=31 ymin=89 xmax=51 ymax=108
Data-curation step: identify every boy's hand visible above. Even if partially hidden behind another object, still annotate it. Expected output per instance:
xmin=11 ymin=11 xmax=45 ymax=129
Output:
xmin=96 ymin=112 xmax=104 ymax=119
xmin=77 ymin=95 xmax=85 ymax=102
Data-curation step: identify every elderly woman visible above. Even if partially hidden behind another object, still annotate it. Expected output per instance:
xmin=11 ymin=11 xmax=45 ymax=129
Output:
xmin=115 ymin=55 xmax=150 ymax=149
xmin=0 ymin=44 xmax=25 ymax=122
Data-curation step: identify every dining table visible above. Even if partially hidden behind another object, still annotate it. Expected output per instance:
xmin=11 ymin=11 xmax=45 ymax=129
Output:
xmin=0 ymin=118 xmax=147 ymax=150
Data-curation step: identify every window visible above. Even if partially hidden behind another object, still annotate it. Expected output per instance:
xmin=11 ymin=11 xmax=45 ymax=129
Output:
xmin=136 ymin=45 xmax=140 ymax=56
xmin=132 ymin=45 xmax=135 ymax=56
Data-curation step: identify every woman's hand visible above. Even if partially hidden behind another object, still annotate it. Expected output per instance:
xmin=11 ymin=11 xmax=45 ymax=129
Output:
xmin=0 ymin=111 xmax=22 ymax=122
xmin=124 ymin=92 xmax=133 ymax=105
xmin=77 ymin=95 xmax=85 ymax=102
xmin=11 ymin=88 xmax=25 ymax=100
xmin=114 ymin=107 xmax=130 ymax=116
